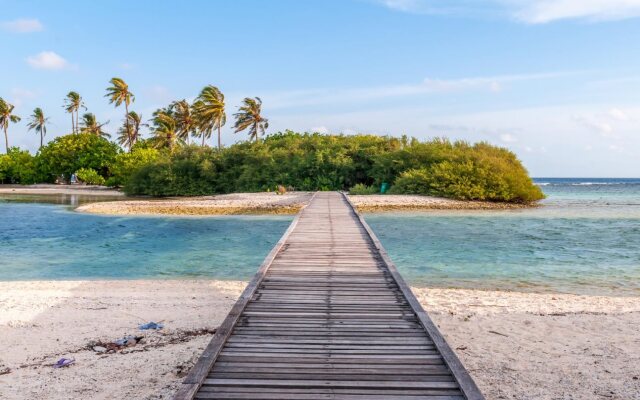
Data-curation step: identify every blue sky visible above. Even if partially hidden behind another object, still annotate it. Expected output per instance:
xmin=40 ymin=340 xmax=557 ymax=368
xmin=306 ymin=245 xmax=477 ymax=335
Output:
xmin=1 ymin=0 xmax=639 ymax=177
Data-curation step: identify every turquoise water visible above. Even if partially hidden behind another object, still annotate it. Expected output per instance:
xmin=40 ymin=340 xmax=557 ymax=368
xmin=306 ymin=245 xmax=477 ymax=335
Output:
xmin=0 ymin=198 xmax=291 ymax=280
xmin=1 ymin=179 xmax=639 ymax=296
xmin=366 ymin=178 xmax=640 ymax=296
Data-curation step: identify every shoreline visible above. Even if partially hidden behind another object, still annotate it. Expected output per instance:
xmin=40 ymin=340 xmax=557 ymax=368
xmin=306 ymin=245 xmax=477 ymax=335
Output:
xmin=2 ymin=186 xmax=537 ymax=215
xmin=0 ymin=184 xmax=124 ymax=197
xmin=1 ymin=280 xmax=638 ymax=399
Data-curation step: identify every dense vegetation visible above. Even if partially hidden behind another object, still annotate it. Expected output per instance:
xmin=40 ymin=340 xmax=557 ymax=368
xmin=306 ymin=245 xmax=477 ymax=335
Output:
xmin=126 ymin=132 xmax=543 ymax=202
xmin=0 ymin=77 xmax=543 ymax=203
xmin=0 ymin=131 xmax=543 ymax=202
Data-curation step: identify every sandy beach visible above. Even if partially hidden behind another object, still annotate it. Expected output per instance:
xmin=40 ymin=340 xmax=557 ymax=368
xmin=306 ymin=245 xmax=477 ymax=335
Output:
xmin=1 ymin=280 xmax=638 ymax=400
xmin=75 ymin=192 xmax=314 ymax=216
xmin=348 ymin=194 xmax=533 ymax=212
xmin=1 ymin=186 xmax=533 ymax=215
xmin=77 ymin=193 xmax=530 ymax=216
xmin=0 ymin=184 xmax=124 ymax=197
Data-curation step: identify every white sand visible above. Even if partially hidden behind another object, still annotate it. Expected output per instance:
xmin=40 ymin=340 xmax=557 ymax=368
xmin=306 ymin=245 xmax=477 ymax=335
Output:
xmin=348 ymin=194 xmax=531 ymax=211
xmin=1 ymin=281 xmax=638 ymax=399
xmin=0 ymin=184 xmax=123 ymax=196
xmin=76 ymin=192 xmax=314 ymax=216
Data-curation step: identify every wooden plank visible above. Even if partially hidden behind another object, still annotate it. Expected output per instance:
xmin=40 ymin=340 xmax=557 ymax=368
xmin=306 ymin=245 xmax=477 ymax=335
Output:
xmin=172 ymin=194 xmax=316 ymax=399
xmin=341 ymin=192 xmax=486 ymax=400
xmin=175 ymin=192 xmax=484 ymax=400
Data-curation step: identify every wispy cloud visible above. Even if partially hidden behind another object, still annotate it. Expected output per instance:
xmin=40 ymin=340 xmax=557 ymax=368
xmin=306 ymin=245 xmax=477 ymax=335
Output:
xmin=375 ymin=0 xmax=640 ymax=23
xmin=500 ymin=133 xmax=517 ymax=143
xmin=608 ymin=108 xmax=630 ymax=121
xmin=264 ymin=71 xmax=571 ymax=109
xmin=145 ymin=85 xmax=172 ymax=104
xmin=515 ymin=0 xmax=640 ymax=24
xmin=1 ymin=18 xmax=43 ymax=33
xmin=10 ymin=88 xmax=37 ymax=107
xmin=26 ymin=51 xmax=71 ymax=70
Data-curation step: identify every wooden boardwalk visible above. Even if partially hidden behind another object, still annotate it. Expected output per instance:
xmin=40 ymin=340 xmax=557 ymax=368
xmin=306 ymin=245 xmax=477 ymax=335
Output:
xmin=175 ymin=192 xmax=484 ymax=400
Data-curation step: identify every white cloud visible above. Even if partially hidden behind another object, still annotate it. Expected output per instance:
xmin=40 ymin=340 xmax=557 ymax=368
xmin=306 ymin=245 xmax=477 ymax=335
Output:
xmin=265 ymin=71 xmax=567 ymax=109
xmin=574 ymin=115 xmax=614 ymax=136
xmin=609 ymin=144 xmax=625 ymax=153
xmin=26 ymin=51 xmax=70 ymax=70
xmin=10 ymin=88 xmax=37 ymax=107
xmin=1 ymin=18 xmax=43 ymax=33
xmin=311 ymin=126 xmax=329 ymax=134
xmin=515 ymin=0 xmax=640 ymax=24
xmin=375 ymin=0 xmax=640 ymax=23
xmin=608 ymin=108 xmax=629 ymax=121
xmin=146 ymin=85 xmax=171 ymax=103
xmin=500 ymin=133 xmax=517 ymax=143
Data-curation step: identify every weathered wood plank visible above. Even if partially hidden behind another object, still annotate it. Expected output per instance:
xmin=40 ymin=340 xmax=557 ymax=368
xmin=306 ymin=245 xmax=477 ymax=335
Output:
xmin=174 ymin=192 xmax=484 ymax=400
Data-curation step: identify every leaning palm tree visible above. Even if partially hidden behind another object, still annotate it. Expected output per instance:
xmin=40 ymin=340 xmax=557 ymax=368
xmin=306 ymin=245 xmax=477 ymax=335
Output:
xmin=63 ymin=91 xmax=85 ymax=134
xmin=117 ymin=111 xmax=146 ymax=151
xmin=150 ymin=110 xmax=179 ymax=151
xmin=193 ymin=85 xmax=226 ymax=148
xmin=27 ymin=107 xmax=50 ymax=148
xmin=233 ymin=97 xmax=268 ymax=142
xmin=0 ymin=97 xmax=21 ymax=154
xmin=172 ymin=100 xmax=197 ymax=145
xmin=105 ymin=77 xmax=134 ymax=145
xmin=79 ymin=113 xmax=110 ymax=138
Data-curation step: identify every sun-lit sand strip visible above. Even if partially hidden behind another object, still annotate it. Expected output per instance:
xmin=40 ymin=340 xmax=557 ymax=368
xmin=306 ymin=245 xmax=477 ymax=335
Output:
xmin=75 ymin=192 xmax=314 ymax=216
xmin=0 ymin=280 xmax=638 ymax=399
xmin=348 ymin=194 xmax=535 ymax=211
xmin=0 ymin=185 xmax=123 ymax=197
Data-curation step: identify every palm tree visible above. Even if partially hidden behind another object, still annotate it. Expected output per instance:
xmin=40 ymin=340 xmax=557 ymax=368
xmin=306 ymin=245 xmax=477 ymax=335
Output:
xmin=117 ymin=111 xmax=146 ymax=151
xmin=193 ymin=85 xmax=226 ymax=148
xmin=150 ymin=110 xmax=178 ymax=151
xmin=233 ymin=97 xmax=268 ymax=143
xmin=79 ymin=113 xmax=110 ymax=138
xmin=105 ymin=77 xmax=134 ymax=145
xmin=0 ymin=98 xmax=21 ymax=154
xmin=27 ymin=107 xmax=50 ymax=148
xmin=63 ymin=91 xmax=85 ymax=134
xmin=172 ymin=100 xmax=197 ymax=145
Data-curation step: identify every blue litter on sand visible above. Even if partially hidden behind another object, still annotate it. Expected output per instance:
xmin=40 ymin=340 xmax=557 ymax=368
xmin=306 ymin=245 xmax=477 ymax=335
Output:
xmin=113 ymin=336 xmax=138 ymax=346
xmin=53 ymin=358 xmax=75 ymax=368
xmin=139 ymin=322 xmax=164 ymax=330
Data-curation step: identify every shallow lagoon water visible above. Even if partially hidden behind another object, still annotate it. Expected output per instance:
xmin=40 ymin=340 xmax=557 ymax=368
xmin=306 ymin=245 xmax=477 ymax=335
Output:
xmin=1 ymin=179 xmax=639 ymax=296
xmin=366 ymin=178 xmax=640 ymax=296
xmin=0 ymin=198 xmax=290 ymax=280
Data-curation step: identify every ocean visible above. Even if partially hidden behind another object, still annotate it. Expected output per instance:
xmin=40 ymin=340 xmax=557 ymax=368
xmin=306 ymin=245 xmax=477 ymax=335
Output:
xmin=1 ymin=178 xmax=639 ymax=296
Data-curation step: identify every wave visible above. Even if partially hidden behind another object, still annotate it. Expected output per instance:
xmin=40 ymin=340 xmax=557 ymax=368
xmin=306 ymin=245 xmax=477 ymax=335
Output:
xmin=536 ymin=182 xmax=640 ymax=186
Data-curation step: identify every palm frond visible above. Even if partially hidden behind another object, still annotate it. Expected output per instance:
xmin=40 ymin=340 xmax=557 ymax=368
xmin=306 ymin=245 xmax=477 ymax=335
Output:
xmin=233 ymin=97 xmax=268 ymax=142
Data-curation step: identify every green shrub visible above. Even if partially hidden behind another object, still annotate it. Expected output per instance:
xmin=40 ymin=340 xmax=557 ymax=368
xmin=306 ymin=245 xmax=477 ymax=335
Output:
xmin=107 ymin=146 xmax=163 ymax=187
xmin=76 ymin=168 xmax=106 ymax=185
xmin=37 ymin=133 xmax=119 ymax=183
xmin=391 ymin=155 xmax=544 ymax=203
xmin=349 ymin=183 xmax=379 ymax=195
xmin=121 ymin=132 xmax=542 ymax=203
xmin=0 ymin=148 xmax=40 ymax=184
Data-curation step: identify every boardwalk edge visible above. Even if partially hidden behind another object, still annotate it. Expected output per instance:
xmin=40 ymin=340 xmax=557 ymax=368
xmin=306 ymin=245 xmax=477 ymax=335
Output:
xmin=341 ymin=191 xmax=486 ymax=400
xmin=173 ymin=193 xmax=316 ymax=400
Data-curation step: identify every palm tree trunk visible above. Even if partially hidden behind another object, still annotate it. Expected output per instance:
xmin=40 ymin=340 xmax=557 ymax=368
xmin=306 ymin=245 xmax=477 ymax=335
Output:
xmin=71 ymin=113 xmax=74 ymax=134
xmin=4 ymin=127 xmax=8 ymax=154
xmin=202 ymin=132 xmax=205 ymax=147
xmin=125 ymin=103 xmax=131 ymax=152
xmin=40 ymin=131 xmax=43 ymax=148
xmin=218 ymin=126 xmax=221 ymax=149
